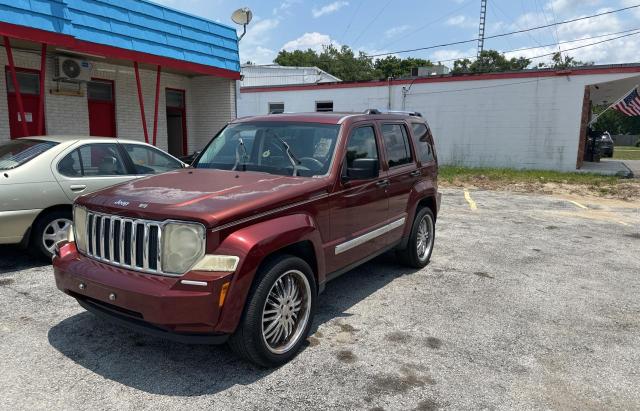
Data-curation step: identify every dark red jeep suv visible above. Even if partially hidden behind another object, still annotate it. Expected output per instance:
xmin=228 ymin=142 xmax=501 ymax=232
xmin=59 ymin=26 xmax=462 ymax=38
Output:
xmin=53 ymin=111 xmax=440 ymax=366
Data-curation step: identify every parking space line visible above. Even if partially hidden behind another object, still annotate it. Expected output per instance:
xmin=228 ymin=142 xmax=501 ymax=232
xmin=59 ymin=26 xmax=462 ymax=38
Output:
xmin=568 ymin=200 xmax=588 ymax=209
xmin=463 ymin=189 xmax=477 ymax=210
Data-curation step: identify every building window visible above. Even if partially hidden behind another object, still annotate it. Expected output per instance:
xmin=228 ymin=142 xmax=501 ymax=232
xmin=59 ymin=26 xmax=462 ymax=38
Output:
xmin=316 ymin=101 xmax=333 ymax=112
xmin=269 ymin=102 xmax=284 ymax=114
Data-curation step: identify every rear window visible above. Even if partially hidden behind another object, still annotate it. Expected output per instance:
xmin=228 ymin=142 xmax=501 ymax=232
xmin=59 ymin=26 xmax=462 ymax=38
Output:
xmin=0 ymin=139 xmax=58 ymax=170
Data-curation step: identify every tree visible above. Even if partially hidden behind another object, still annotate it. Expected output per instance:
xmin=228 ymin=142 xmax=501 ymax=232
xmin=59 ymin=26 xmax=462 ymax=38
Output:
xmin=451 ymin=50 xmax=531 ymax=74
xmin=374 ymin=56 xmax=433 ymax=78
xmin=274 ymin=45 xmax=378 ymax=81
xmin=537 ymin=52 xmax=593 ymax=69
xmin=591 ymin=105 xmax=640 ymax=135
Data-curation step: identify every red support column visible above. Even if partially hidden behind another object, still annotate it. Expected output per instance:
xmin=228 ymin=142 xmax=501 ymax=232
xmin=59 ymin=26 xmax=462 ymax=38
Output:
xmin=133 ymin=61 xmax=149 ymax=144
xmin=38 ymin=43 xmax=47 ymax=135
xmin=3 ymin=36 xmax=29 ymax=137
xmin=152 ymin=65 xmax=161 ymax=146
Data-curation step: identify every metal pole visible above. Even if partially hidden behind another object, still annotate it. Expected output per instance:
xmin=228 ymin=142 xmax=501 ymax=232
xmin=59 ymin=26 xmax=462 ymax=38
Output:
xmin=134 ymin=62 xmax=149 ymax=144
xmin=588 ymin=84 xmax=638 ymax=126
xmin=38 ymin=43 xmax=47 ymax=135
xmin=152 ymin=65 xmax=161 ymax=146
xmin=3 ymin=36 xmax=29 ymax=137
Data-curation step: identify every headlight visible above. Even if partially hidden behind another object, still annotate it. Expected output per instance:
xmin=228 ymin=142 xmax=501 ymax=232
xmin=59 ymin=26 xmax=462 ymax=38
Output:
xmin=73 ymin=205 xmax=88 ymax=252
xmin=162 ymin=222 xmax=206 ymax=274
xmin=192 ymin=255 xmax=239 ymax=272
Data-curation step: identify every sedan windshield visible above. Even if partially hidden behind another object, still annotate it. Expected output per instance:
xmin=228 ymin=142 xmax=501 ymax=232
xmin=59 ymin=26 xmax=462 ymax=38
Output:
xmin=0 ymin=139 xmax=58 ymax=170
xmin=194 ymin=122 xmax=340 ymax=177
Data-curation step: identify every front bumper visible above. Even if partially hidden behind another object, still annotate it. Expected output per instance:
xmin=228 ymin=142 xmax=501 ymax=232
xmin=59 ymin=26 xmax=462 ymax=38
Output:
xmin=53 ymin=242 xmax=234 ymax=341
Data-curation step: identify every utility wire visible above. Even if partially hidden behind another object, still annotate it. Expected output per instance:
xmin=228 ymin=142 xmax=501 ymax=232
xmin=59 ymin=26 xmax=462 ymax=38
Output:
xmin=366 ymin=4 xmax=640 ymax=57
xmin=351 ymin=0 xmax=393 ymax=47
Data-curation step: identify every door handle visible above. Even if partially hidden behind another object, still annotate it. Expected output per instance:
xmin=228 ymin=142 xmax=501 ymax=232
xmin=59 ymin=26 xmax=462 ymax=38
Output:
xmin=70 ymin=184 xmax=87 ymax=192
xmin=410 ymin=170 xmax=421 ymax=177
xmin=375 ymin=179 xmax=390 ymax=188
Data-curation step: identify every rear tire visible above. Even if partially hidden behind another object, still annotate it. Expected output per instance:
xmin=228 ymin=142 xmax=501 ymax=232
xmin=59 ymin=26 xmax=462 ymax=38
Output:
xmin=397 ymin=207 xmax=435 ymax=268
xmin=31 ymin=209 xmax=72 ymax=260
xmin=229 ymin=255 xmax=316 ymax=367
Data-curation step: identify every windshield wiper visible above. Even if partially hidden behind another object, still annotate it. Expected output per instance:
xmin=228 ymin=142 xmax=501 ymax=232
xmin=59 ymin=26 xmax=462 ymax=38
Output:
xmin=271 ymin=134 xmax=301 ymax=176
xmin=231 ymin=138 xmax=249 ymax=171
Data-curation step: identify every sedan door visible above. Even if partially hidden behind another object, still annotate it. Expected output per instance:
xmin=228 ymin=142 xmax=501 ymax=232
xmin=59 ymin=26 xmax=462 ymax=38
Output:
xmin=54 ymin=142 xmax=135 ymax=201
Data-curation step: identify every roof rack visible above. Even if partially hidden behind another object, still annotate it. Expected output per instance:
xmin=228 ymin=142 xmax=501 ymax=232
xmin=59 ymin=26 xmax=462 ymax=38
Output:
xmin=363 ymin=109 xmax=422 ymax=117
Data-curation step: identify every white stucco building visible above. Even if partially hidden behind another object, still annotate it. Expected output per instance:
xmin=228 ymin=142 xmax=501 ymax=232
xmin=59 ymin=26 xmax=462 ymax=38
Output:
xmin=238 ymin=64 xmax=640 ymax=171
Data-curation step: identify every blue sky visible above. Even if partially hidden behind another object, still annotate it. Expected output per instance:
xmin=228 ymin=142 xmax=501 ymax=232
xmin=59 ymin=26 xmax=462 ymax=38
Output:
xmin=154 ymin=0 xmax=640 ymax=66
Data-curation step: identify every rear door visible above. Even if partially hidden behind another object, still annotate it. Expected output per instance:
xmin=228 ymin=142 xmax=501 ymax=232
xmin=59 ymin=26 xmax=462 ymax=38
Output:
xmin=327 ymin=123 xmax=389 ymax=274
xmin=378 ymin=121 xmax=420 ymax=246
xmin=54 ymin=142 xmax=133 ymax=201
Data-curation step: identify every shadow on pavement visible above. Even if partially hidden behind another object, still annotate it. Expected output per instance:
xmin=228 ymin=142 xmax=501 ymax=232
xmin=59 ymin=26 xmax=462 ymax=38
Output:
xmin=0 ymin=245 xmax=48 ymax=275
xmin=47 ymin=252 xmax=417 ymax=396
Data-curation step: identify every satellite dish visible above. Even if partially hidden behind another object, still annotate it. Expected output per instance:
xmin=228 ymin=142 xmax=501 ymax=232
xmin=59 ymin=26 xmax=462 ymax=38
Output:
xmin=231 ymin=8 xmax=252 ymax=26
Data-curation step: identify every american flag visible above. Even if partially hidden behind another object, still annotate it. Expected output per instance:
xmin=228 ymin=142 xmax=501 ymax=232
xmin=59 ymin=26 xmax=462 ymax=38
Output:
xmin=613 ymin=88 xmax=640 ymax=116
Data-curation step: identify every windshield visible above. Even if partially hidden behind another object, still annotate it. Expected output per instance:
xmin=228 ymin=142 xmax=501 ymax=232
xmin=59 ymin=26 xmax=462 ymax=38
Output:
xmin=194 ymin=121 xmax=340 ymax=177
xmin=0 ymin=139 xmax=58 ymax=170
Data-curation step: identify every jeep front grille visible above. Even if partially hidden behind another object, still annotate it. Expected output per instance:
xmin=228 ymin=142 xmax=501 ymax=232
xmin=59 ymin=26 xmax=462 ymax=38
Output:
xmin=84 ymin=211 xmax=163 ymax=274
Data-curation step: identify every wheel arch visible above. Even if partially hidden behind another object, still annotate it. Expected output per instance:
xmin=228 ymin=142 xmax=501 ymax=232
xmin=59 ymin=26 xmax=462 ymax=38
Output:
xmin=24 ymin=204 xmax=73 ymax=245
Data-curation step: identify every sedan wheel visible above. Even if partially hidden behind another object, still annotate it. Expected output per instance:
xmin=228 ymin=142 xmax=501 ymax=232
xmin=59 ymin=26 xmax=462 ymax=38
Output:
xmin=42 ymin=218 xmax=72 ymax=255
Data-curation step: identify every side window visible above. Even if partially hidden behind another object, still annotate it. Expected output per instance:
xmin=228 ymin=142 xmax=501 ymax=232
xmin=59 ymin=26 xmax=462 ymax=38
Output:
xmin=381 ymin=123 xmax=412 ymax=168
xmin=122 ymin=144 xmax=182 ymax=175
xmin=77 ymin=144 xmax=127 ymax=176
xmin=268 ymin=102 xmax=284 ymax=114
xmin=57 ymin=150 xmax=82 ymax=177
xmin=411 ymin=123 xmax=435 ymax=163
xmin=345 ymin=126 xmax=378 ymax=167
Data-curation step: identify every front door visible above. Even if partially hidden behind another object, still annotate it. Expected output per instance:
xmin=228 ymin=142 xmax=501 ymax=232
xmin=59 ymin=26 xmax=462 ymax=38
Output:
xmin=327 ymin=123 xmax=389 ymax=274
xmin=87 ymin=79 xmax=116 ymax=137
xmin=166 ymin=88 xmax=186 ymax=156
xmin=5 ymin=69 xmax=43 ymax=138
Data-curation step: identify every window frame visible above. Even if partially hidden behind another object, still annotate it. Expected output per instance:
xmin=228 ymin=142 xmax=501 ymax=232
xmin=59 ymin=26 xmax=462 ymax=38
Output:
xmin=268 ymin=102 xmax=285 ymax=114
xmin=342 ymin=124 xmax=381 ymax=175
xmin=379 ymin=122 xmax=415 ymax=169
xmin=58 ymin=142 xmax=130 ymax=177
xmin=315 ymin=101 xmax=334 ymax=112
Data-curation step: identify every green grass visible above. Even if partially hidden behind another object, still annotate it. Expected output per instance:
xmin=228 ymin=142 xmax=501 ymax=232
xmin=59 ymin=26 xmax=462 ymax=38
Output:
xmin=613 ymin=146 xmax=640 ymax=160
xmin=439 ymin=166 xmax=620 ymax=186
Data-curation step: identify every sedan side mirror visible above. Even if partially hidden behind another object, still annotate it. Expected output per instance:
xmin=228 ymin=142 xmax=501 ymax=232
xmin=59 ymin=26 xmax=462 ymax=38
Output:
xmin=345 ymin=158 xmax=379 ymax=180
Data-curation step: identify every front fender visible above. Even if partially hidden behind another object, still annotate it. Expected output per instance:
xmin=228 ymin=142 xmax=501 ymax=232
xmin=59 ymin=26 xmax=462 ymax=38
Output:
xmin=213 ymin=213 xmax=323 ymax=333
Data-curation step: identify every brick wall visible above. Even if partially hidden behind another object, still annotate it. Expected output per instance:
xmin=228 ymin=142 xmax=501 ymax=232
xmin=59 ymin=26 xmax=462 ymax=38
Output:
xmin=1 ymin=48 xmax=236 ymax=154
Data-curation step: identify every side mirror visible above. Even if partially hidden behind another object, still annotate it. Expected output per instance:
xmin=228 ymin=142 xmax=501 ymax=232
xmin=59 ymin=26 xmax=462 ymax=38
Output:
xmin=344 ymin=158 xmax=379 ymax=180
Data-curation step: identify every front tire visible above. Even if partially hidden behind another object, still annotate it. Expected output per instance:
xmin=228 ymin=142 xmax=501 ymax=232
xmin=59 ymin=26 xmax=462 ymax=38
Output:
xmin=397 ymin=207 xmax=435 ymax=268
xmin=229 ymin=255 xmax=316 ymax=367
xmin=31 ymin=209 xmax=72 ymax=260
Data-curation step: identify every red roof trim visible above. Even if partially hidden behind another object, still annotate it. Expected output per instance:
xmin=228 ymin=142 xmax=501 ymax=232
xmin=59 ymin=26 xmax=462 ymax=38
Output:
xmin=241 ymin=65 xmax=640 ymax=93
xmin=0 ymin=21 xmax=240 ymax=80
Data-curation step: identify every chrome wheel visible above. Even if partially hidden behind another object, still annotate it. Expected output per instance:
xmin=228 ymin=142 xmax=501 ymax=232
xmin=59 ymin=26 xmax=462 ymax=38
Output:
xmin=42 ymin=218 xmax=72 ymax=254
xmin=416 ymin=215 xmax=433 ymax=261
xmin=261 ymin=269 xmax=311 ymax=355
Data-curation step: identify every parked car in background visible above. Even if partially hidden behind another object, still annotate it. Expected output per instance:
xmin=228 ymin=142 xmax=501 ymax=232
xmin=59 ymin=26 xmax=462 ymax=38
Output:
xmin=53 ymin=111 xmax=440 ymax=366
xmin=0 ymin=136 xmax=185 ymax=259
xmin=600 ymin=131 xmax=614 ymax=157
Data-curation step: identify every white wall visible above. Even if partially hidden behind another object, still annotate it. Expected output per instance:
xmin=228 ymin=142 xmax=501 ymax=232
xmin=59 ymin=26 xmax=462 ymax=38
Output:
xmin=0 ymin=48 xmax=236 ymax=154
xmin=238 ymin=72 xmax=640 ymax=171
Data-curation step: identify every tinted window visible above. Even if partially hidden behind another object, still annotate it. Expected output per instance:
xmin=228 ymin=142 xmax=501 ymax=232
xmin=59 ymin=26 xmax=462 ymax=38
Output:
xmin=195 ymin=122 xmax=340 ymax=177
xmin=5 ymin=70 xmax=40 ymax=95
xmin=345 ymin=126 xmax=378 ymax=168
xmin=316 ymin=101 xmax=333 ymax=112
xmin=123 ymin=144 xmax=182 ymax=174
xmin=411 ymin=123 xmax=435 ymax=163
xmin=0 ymin=139 xmax=57 ymax=170
xmin=57 ymin=150 xmax=82 ymax=177
xmin=381 ymin=123 xmax=412 ymax=167
xmin=87 ymin=80 xmax=113 ymax=101
xmin=268 ymin=103 xmax=284 ymax=114
xmin=75 ymin=144 xmax=127 ymax=176
xmin=166 ymin=89 xmax=185 ymax=108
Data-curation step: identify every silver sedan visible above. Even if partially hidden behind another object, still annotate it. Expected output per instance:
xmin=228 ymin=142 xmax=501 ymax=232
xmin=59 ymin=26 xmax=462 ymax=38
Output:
xmin=0 ymin=136 xmax=185 ymax=258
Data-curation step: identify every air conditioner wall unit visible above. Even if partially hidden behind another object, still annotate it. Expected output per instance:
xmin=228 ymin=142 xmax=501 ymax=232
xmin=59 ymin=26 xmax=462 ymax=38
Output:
xmin=55 ymin=57 xmax=92 ymax=82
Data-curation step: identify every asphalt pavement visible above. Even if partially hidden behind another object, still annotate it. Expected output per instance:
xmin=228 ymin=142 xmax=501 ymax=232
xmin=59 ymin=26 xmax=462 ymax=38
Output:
xmin=1 ymin=188 xmax=639 ymax=410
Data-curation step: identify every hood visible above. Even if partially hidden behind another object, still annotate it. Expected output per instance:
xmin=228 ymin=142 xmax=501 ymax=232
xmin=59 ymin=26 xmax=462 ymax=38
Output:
xmin=77 ymin=169 xmax=329 ymax=227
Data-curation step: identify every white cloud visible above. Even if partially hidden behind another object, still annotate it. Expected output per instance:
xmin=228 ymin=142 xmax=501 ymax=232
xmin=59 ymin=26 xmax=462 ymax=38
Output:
xmin=445 ymin=15 xmax=476 ymax=28
xmin=239 ymin=18 xmax=280 ymax=64
xmin=312 ymin=1 xmax=349 ymax=18
xmin=282 ymin=32 xmax=338 ymax=52
xmin=430 ymin=48 xmax=475 ymax=63
xmin=273 ymin=0 xmax=301 ymax=16
xmin=384 ymin=25 xmax=411 ymax=38
xmin=544 ymin=0 xmax=600 ymax=13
